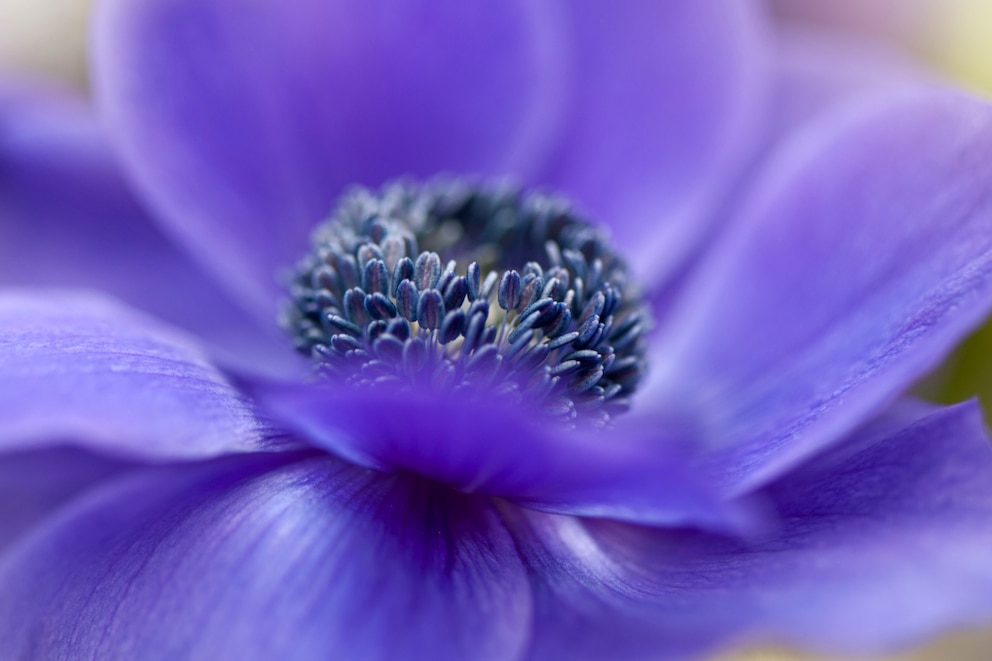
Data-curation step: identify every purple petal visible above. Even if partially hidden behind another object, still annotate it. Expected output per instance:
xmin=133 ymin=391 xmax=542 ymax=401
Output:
xmin=650 ymin=28 xmax=924 ymax=312
xmin=93 ymin=0 xmax=568 ymax=319
xmin=508 ymin=401 xmax=992 ymax=659
xmin=649 ymin=26 xmax=926 ymax=315
xmin=0 ymin=453 xmax=531 ymax=660
xmin=644 ymin=86 xmax=992 ymax=493
xmin=251 ymin=380 xmax=759 ymax=533
xmin=0 ymin=80 xmax=295 ymax=373
xmin=768 ymin=26 xmax=925 ymax=139
xmin=537 ymin=0 xmax=768 ymax=282
xmin=0 ymin=447 xmax=131 ymax=554
xmin=0 ymin=289 xmax=269 ymax=460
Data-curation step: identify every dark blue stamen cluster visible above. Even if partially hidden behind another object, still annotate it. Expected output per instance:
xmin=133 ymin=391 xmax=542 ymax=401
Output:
xmin=284 ymin=180 xmax=650 ymax=423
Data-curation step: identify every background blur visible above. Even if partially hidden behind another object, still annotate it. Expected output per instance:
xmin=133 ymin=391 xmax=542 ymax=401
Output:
xmin=2 ymin=1 xmax=991 ymax=660
xmin=0 ymin=0 xmax=92 ymax=90
xmin=771 ymin=0 xmax=992 ymax=97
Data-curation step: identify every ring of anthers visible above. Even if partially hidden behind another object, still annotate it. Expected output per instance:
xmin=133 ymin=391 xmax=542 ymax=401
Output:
xmin=284 ymin=180 xmax=650 ymax=424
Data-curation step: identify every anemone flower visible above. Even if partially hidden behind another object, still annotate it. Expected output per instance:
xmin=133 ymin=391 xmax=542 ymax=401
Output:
xmin=5 ymin=1 xmax=992 ymax=660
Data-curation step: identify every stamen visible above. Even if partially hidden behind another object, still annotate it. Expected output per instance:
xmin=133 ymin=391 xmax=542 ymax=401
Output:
xmin=284 ymin=179 xmax=650 ymax=424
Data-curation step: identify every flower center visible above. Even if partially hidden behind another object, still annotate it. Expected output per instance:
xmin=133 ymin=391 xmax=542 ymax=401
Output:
xmin=284 ymin=179 xmax=649 ymax=423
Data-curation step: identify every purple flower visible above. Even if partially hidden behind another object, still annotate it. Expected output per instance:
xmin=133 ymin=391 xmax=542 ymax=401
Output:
xmin=4 ymin=1 xmax=992 ymax=659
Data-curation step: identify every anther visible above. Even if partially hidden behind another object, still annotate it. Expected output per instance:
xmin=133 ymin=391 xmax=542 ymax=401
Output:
xmin=284 ymin=179 xmax=650 ymax=424
xmin=417 ymin=289 xmax=444 ymax=331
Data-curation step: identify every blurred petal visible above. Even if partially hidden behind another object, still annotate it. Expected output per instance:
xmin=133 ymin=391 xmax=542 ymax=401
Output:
xmin=0 ymin=452 xmax=532 ymax=660
xmin=0 ymin=447 xmax=130 ymax=554
xmin=0 ymin=289 xmax=269 ymax=460
xmin=647 ymin=26 xmax=925 ymax=313
xmin=93 ymin=0 xmax=568 ymax=319
xmin=538 ymin=0 xmax=768 ymax=282
xmin=0 ymin=80 xmax=293 ymax=372
xmin=251 ymin=381 xmax=758 ymax=533
xmin=509 ymin=401 xmax=992 ymax=659
xmin=646 ymin=86 xmax=992 ymax=493
xmin=772 ymin=26 xmax=923 ymax=133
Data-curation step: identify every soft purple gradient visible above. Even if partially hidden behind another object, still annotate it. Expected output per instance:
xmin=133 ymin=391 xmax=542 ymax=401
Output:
xmin=0 ymin=453 xmax=534 ymax=660
xmin=0 ymin=447 xmax=132 ymax=554
xmin=254 ymin=381 xmax=762 ymax=533
xmin=0 ymin=290 xmax=269 ymax=460
xmin=533 ymin=1 xmax=768 ymax=283
xmin=648 ymin=87 xmax=992 ymax=493
xmin=0 ymin=0 xmax=992 ymax=659
xmin=93 ymin=0 xmax=571 ymax=320
xmin=0 ymin=82 xmax=292 ymax=371
xmin=513 ymin=402 xmax=992 ymax=660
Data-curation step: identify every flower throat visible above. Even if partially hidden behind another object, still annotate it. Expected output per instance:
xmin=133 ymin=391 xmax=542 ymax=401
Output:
xmin=284 ymin=180 xmax=649 ymax=424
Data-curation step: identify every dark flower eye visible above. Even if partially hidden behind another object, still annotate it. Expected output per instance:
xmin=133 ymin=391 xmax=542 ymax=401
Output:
xmin=284 ymin=179 xmax=650 ymax=424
